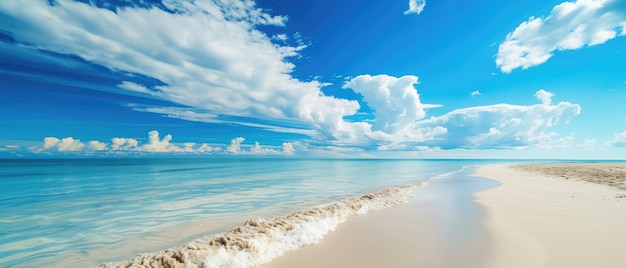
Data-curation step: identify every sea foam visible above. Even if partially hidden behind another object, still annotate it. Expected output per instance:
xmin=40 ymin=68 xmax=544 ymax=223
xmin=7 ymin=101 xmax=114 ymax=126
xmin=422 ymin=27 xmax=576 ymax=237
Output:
xmin=99 ymin=182 xmax=425 ymax=268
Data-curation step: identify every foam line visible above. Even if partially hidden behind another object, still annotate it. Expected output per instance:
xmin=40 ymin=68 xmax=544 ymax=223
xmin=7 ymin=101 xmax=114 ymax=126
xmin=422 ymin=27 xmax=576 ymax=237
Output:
xmin=100 ymin=182 xmax=425 ymax=268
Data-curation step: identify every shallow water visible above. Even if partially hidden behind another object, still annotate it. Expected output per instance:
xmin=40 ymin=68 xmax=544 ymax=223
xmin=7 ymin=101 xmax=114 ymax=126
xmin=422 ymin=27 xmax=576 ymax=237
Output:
xmin=407 ymin=168 xmax=501 ymax=267
xmin=0 ymin=158 xmax=495 ymax=267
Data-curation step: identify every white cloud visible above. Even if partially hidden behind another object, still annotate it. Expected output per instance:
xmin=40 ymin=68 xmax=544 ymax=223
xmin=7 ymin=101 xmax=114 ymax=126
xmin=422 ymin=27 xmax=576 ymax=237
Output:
xmin=337 ymin=76 xmax=581 ymax=151
xmin=535 ymin=89 xmax=554 ymax=105
xmin=414 ymin=90 xmax=581 ymax=149
xmin=57 ymin=137 xmax=85 ymax=151
xmin=196 ymin=143 xmax=217 ymax=153
xmin=605 ymin=130 xmax=626 ymax=147
xmin=0 ymin=145 xmax=20 ymax=152
xmin=29 ymin=131 xmax=293 ymax=156
xmin=227 ymin=137 xmax=246 ymax=154
xmin=250 ymin=141 xmax=281 ymax=155
xmin=118 ymin=81 xmax=153 ymax=94
xmin=0 ymin=1 xmax=588 ymax=153
xmin=0 ymin=0 xmax=365 ymax=145
xmin=404 ymin=0 xmax=426 ymax=15
xmin=580 ymin=138 xmax=597 ymax=148
xmin=111 ymin=137 xmax=139 ymax=151
xmin=344 ymin=74 xmax=426 ymax=133
xmin=31 ymin=137 xmax=85 ymax=152
xmin=43 ymin=137 xmax=60 ymax=149
xmin=142 ymin=130 xmax=181 ymax=152
xmin=470 ymin=90 xmax=482 ymax=97
xmin=496 ymin=0 xmax=626 ymax=73
xmin=88 ymin=140 xmax=108 ymax=151
xmin=282 ymin=142 xmax=295 ymax=156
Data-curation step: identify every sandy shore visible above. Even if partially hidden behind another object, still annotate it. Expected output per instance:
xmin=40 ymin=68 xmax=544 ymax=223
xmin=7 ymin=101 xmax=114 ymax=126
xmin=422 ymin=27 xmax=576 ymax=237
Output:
xmin=475 ymin=163 xmax=626 ymax=268
xmin=265 ymin=163 xmax=626 ymax=268
xmin=264 ymin=169 xmax=497 ymax=268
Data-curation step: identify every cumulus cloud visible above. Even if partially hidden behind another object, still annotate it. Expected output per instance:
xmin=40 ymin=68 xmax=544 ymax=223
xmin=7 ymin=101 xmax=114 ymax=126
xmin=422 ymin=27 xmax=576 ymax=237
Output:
xmin=605 ymin=130 xmax=626 ymax=147
xmin=29 ymin=131 xmax=294 ymax=156
xmin=336 ymin=75 xmax=581 ymax=151
xmin=250 ymin=141 xmax=281 ymax=155
xmin=282 ymin=142 xmax=295 ymax=156
xmin=404 ymin=0 xmax=426 ymax=15
xmin=415 ymin=90 xmax=581 ymax=149
xmin=344 ymin=75 xmax=426 ymax=133
xmin=535 ymin=89 xmax=554 ymax=105
xmin=227 ymin=137 xmax=245 ymax=154
xmin=88 ymin=140 xmax=108 ymax=151
xmin=31 ymin=137 xmax=85 ymax=152
xmin=111 ymin=137 xmax=139 ymax=151
xmin=57 ymin=137 xmax=86 ymax=151
xmin=496 ymin=0 xmax=626 ymax=73
xmin=43 ymin=137 xmax=60 ymax=150
xmin=142 ymin=130 xmax=181 ymax=152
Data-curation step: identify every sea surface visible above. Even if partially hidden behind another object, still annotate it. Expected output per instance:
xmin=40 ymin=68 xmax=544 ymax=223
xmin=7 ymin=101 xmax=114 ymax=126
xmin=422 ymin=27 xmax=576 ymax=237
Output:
xmin=1 ymin=158 xmax=509 ymax=267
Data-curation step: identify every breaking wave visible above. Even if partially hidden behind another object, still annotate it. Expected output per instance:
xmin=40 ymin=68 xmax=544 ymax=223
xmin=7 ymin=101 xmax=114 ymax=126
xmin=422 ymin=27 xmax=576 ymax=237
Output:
xmin=99 ymin=182 xmax=426 ymax=268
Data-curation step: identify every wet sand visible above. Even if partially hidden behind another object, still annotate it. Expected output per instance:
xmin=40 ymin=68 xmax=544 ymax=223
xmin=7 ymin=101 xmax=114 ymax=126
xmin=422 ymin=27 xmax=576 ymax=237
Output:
xmin=264 ymin=168 xmax=498 ymax=268
xmin=265 ymin=163 xmax=626 ymax=268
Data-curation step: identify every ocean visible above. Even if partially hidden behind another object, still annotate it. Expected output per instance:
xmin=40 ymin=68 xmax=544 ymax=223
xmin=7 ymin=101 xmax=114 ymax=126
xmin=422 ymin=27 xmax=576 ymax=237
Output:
xmin=1 ymin=158 xmax=495 ymax=267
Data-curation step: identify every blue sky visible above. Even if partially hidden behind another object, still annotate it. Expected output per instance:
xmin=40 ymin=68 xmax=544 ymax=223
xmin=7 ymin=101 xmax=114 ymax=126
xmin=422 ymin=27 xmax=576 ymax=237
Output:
xmin=0 ymin=0 xmax=625 ymax=158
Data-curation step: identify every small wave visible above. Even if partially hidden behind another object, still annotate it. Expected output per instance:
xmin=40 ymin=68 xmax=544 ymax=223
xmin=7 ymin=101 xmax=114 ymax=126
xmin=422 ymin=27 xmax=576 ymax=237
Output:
xmin=426 ymin=166 xmax=468 ymax=181
xmin=99 ymin=182 xmax=425 ymax=268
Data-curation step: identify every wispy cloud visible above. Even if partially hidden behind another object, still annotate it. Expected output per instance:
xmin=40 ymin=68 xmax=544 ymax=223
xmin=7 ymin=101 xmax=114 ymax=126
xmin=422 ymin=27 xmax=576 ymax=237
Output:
xmin=496 ymin=0 xmax=626 ymax=73
xmin=404 ymin=0 xmax=426 ymax=15
xmin=605 ymin=130 xmax=626 ymax=147
xmin=470 ymin=90 xmax=482 ymax=97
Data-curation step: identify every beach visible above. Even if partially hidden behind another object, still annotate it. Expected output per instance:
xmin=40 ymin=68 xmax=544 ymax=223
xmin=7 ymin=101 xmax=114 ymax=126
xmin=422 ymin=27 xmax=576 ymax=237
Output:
xmin=4 ymin=160 xmax=626 ymax=267
xmin=475 ymin=163 xmax=626 ymax=268
xmin=265 ymin=163 xmax=626 ymax=268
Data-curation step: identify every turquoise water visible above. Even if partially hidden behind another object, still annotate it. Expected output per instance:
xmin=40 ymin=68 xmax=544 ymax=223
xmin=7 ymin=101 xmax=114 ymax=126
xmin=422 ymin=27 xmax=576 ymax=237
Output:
xmin=1 ymin=158 xmax=495 ymax=266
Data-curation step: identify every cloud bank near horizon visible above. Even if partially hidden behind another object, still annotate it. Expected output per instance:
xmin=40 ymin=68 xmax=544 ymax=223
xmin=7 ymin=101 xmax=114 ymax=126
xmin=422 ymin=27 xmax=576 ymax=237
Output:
xmin=29 ymin=130 xmax=295 ymax=156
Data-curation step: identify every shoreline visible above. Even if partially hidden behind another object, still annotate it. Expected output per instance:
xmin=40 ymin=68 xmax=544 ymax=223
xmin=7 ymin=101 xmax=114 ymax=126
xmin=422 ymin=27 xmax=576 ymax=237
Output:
xmin=98 ymin=182 xmax=428 ymax=267
xmin=474 ymin=163 xmax=626 ymax=268
xmin=264 ymin=167 xmax=496 ymax=268
xmin=97 ymin=162 xmax=626 ymax=267
xmin=265 ymin=163 xmax=626 ymax=268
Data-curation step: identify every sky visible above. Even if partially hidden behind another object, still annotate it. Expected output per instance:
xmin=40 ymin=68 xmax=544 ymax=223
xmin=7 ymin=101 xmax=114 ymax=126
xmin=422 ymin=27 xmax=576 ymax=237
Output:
xmin=0 ymin=0 xmax=625 ymax=159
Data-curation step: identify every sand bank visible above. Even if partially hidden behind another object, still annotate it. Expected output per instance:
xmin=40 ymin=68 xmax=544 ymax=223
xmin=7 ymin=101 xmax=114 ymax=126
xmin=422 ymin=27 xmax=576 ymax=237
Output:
xmin=265 ymin=163 xmax=626 ymax=268
xmin=475 ymin=163 xmax=626 ymax=268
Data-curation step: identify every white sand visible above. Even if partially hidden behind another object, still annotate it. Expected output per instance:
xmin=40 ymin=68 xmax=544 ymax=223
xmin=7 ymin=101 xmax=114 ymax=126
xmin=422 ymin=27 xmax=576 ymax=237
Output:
xmin=264 ymin=171 xmax=493 ymax=268
xmin=474 ymin=164 xmax=626 ymax=268
xmin=265 ymin=163 xmax=626 ymax=268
